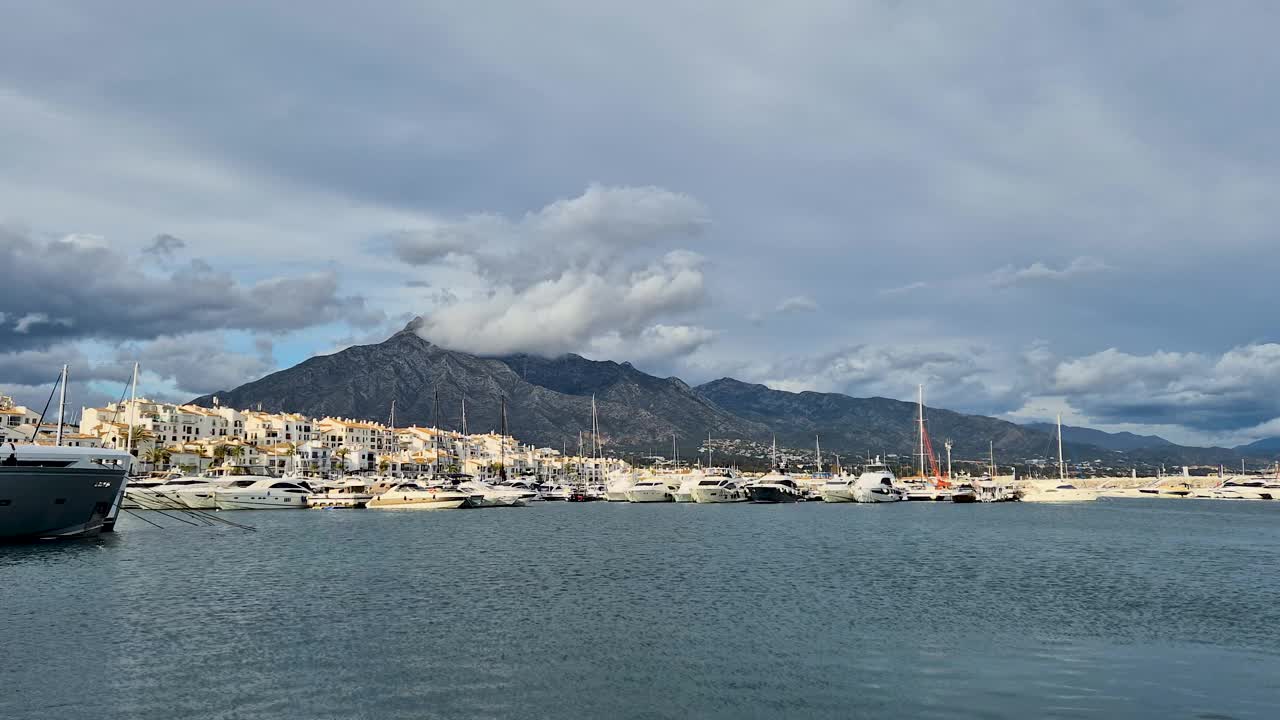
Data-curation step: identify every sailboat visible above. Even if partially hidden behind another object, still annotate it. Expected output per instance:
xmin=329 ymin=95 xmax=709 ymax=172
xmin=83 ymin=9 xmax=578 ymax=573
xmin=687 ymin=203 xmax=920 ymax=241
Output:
xmin=902 ymin=385 xmax=954 ymax=501
xmin=1019 ymin=414 xmax=1098 ymax=503
xmin=568 ymin=396 xmax=604 ymax=502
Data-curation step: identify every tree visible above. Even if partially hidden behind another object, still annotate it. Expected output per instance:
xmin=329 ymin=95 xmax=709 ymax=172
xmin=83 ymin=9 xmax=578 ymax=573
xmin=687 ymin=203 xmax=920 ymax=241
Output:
xmin=378 ymin=459 xmax=390 ymax=473
xmin=128 ymin=425 xmax=155 ymax=448
xmin=333 ymin=447 xmax=350 ymax=471
xmin=212 ymin=444 xmax=229 ymax=464
xmin=143 ymin=447 xmax=171 ymax=471
xmin=226 ymin=445 xmax=245 ymax=459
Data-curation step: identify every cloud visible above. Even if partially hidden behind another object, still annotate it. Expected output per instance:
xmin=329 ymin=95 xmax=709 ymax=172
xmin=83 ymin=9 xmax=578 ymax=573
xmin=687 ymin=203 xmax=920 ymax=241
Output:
xmin=114 ymin=333 xmax=278 ymax=396
xmin=0 ymin=226 xmax=383 ymax=350
xmin=397 ymin=186 xmax=712 ymax=357
xmin=879 ymin=281 xmax=928 ymax=296
xmin=775 ymin=296 xmax=819 ymax=314
xmin=142 ymin=233 xmax=186 ymax=260
xmin=1045 ymin=343 xmax=1280 ymax=432
xmin=988 ymin=257 xmax=1111 ymax=288
xmin=587 ymin=324 xmax=719 ymax=363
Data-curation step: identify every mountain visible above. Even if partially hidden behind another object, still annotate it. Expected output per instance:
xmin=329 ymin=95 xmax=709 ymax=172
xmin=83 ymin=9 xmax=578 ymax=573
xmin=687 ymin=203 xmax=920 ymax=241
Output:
xmin=1025 ymin=422 xmax=1174 ymax=452
xmin=1233 ymin=437 xmax=1280 ymax=456
xmin=193 ymin=323 xmax=768 ymax=454
xmin=695 ymin=378 xmax=1099 ymax=463
xmin=194 ymin=321 xmax=1266 ymax=468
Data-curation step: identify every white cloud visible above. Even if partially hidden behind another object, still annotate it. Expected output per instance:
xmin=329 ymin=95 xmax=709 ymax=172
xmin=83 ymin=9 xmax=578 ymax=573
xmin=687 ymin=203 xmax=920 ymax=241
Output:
xmin=399 ymin=186 xmax=713 ymax=358
xmin=988 ymin=257 xmax=1111 ymax=288
xmin=878 ymin=281 xmax=928 ymax=296
xmin=775 ymin=295 xmax=819 ymax=314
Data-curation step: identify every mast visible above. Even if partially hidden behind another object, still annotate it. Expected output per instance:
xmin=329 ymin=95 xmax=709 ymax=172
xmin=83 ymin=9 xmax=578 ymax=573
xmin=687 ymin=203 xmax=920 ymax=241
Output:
xmin=672 ymin=432 xmax=678 ymax=468
xmin=1054 ymin=412 xmax=1064 ymax=479
xmin=591 ymin=394 xmax=599 ymax=483
xmin=461 ymin=395 xmax=469 ymax=474
xmin=55 ymin=364 xmax=68 ymax=446
xmin=815 ymin=434 xmax=822 ymax=474
xmin=944 ymin=439 xmax=953 ymax=479
xmin=125 ymin=362 xmax=138 ymax=456
xmin=771 ymin=434 xmax=778 ymax=470
xmin=707 ymin=431 xmax=712 ymax=468
xmin=499 ymin=395 xmax=507 ymax=481
xmin=988 ymin=440 xmax=994 ymax=478
xmin=917 ymin=384 xmax=926 ymax=477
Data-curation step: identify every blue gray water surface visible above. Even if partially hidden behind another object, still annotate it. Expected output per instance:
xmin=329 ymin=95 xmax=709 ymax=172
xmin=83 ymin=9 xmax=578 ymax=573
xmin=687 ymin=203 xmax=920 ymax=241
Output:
xmin=3 ymin=499 xmax=1278 ymax=719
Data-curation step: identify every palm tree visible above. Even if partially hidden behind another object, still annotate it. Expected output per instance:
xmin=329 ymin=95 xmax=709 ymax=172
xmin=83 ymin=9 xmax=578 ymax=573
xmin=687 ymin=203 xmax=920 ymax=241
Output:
xmin=333 ymin=447 xmax=350 ymax=471
xmin=212 ymin=444 xmax=229 ymax=465
xmin=226 ymin=444 xmax=245 ymax=460
xmin=378 ymin=459 xmax=390 ymax=474
xmin=128 ymin=425 xmax=155 ymax=450
xmin=143 ymin=447 xmax=171 ymax=471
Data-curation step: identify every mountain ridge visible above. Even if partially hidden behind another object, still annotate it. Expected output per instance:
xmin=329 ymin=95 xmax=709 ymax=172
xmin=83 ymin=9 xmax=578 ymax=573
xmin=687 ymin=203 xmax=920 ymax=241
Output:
xmin=193 ymin=325 xmax=1270 ymax=467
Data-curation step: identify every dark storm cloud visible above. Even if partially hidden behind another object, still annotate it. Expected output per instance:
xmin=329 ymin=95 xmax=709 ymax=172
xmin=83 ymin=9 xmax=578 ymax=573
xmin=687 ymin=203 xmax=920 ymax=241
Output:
xmin=142 ymin=233 xmax=186 ymax=260
xmin=4 ymin=2 xmax=1280 ymax=440
xmin=0 ymin=228 xmax=383 ymax=351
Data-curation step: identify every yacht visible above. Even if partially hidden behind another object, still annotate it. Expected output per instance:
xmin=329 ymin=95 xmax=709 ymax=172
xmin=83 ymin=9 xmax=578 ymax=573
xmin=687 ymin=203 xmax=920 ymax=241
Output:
xmin=308 ymin=478 xmax=374 ymax=508
xmin=1209 ymin=478 xmax=1280 ymax=500
xmin=538 ymin=483 xmax=572 ymax=501
xmin=851 ymin=460 xmax=906 ymax=503
xmin=819 ymin=475 xmax=858 ymax=503
xmin=604 ymin=470 xmax=638 ymax=501
xmin=166 ymin=465 xmax=276 ymax=509
xmin=671 ymin=472 xmax=704 ymax=503
xmin=747 ymin=471 xmax=804 ymax=503
xmin=689 ymin=476 xmax=749 ymax=503
xmin=626 ymin=477 xmax=679 ymax=502
xmin=1 ymin=444 xmax=131 ymax=541
xmin=457 ymin=479 xmax=531 ymax=507
xmin=121 ymin=471 xmax=182 ymax=509
xmin=367 ymin=482 xmax=474 ymax=510
xmin=1018 ymin=481 xmax=1098 ymax=503
xmin=213 ymin=479 xmax=314 ymax=510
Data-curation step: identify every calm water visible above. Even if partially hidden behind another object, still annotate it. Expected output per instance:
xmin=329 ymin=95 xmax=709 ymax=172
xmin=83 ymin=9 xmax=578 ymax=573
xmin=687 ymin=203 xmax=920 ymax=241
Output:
xmin=3 ymin=499 xmax=1278 ymax=719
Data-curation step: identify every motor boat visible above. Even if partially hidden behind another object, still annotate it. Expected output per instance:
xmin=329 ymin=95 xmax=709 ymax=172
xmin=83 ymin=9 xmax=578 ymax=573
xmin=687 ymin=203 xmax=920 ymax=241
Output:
xmin=308 ymin=478 xmax=374 ymax=508
xmin=689 ymin=476 xmax=749 ymax=503
xmin=166 ymin=465 xmax=277 ymax=509
xmin=604 ymin=470 xmax=638 ymax=501
xmin=457 ymin=479 xmax=530 ymax=507
xmin=122 ymin=470 xmax=183 ymax=509
xmin=671 ymin=472 xmax=704 ymax=503
xmin=904 ymin=483 xmax=954 ymax=501
xmin=747 ymin=471 xmax=804 ymax=503
xmin=1 ymin=444 xmax=131 ymax=541
xmin=499 ymin=479 xmax=544 ymax=501
xmin=537 ymin=483 xmax=572 ymax=501
xmin=213 ymin=479 xmax=314 ymax=510
xmin=819 ymin=476 xmax=858 ymax=503
xmin=366 ymin=482 xmax=474 ymax=510
xmin=626 ymin=477 xmax=679 ymax=502
xmin=1018 ymin=481 xmax=1098 ymax=503
xmin=1208 ymin=478 xmax=1280 ymax=500
xmin=852 ymin=461 xmax=906 ymax=503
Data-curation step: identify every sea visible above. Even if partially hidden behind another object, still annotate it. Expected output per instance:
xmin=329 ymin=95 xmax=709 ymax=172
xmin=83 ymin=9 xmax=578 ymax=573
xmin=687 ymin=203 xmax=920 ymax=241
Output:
xmin=2 ymin=498 xmax=1278 ymax=719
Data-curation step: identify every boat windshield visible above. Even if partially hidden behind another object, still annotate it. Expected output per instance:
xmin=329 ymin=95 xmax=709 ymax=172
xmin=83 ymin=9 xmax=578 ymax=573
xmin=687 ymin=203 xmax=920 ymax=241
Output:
xmin=697 ymin=479 xmax=722 ymax=486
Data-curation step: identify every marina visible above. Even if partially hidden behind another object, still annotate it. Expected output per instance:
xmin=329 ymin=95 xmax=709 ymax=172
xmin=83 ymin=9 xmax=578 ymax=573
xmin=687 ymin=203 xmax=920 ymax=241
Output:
xmin=3 ymin=498 xmax=1277 ymax=720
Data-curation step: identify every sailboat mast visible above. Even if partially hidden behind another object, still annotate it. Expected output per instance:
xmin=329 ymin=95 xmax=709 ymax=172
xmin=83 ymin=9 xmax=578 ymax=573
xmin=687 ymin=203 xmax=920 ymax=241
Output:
xmin=815 ymin=434 xmax=821 ymax=474
xmin=125 ymin=362 xmax=138 ymax=455
xmin=917 ymin=384 xmax=926 ymax=477
xmin=55 ymin=364 xmax=68 ymax=446
xmin=499 ymin=395 xmax=507 ymax=480
xmin=1056 ymin=413 xmax=1066 ymax=481
xmin=672 ymin=432 xmax=678 ymax=467
xmin=707 ymin=431 xmax=712 ymax=468
xmin=771 ymin=434 xmax=777 ymax=470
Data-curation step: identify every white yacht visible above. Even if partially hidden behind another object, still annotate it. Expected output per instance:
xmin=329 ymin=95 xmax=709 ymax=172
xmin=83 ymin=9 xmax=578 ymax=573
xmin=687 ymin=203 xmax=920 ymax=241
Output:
xmin=457 ymin=479 xmax=530 ymax=507
xmin=604 ymin=470 xmax=638 ymax=502
xmin=121 ymin=471 xmax=182 ymax=509
xmin=626 ymin=477 xmax=679 ymax=502
xmin=367 ymin=482 xmax=475 ymax=510
xmin=689 ymin=476 xmax=749 ymax=503
xmin=166 ymin=465 xmax=276 ymax=509
xmin=819 ymin=475 xmax=858 ymax=503
xmin=213 ymin=479 xmax=314 ymax=510
xmin=1018 ymin=481 xmax=1099 ymax=503
xmin=538 ymin=483 xmax=572 ymax=501
xmin=850 ymin=460 xmax=905 ymax=503
xmin=671 ymin=472 xmax=704 ymax=503
xmin=308 ymin=478 xmax=374 ymax=508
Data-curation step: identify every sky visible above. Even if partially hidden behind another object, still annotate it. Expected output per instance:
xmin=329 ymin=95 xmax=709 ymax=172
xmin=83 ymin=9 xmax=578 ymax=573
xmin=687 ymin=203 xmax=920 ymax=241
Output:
xmin=2 ymin=1 xmax=1279 ymax=446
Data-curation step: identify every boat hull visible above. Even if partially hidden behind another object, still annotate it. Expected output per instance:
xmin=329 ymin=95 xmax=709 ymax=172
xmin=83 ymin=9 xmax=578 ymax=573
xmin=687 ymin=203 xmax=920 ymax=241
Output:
xmin=626 ymin=488 xmax=674 ymax=502
xmin=367 ymin=492 xmax=468 ymax=510
xmin=690 ymin=488 xmax=748 ymax=503
xmin=1 ymin=466 xmax=126 ymax=541
xmin=747 ymin=486 xmax=802 ymax=503
xmin=214 ymin=491 xmax=309 ymax=510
